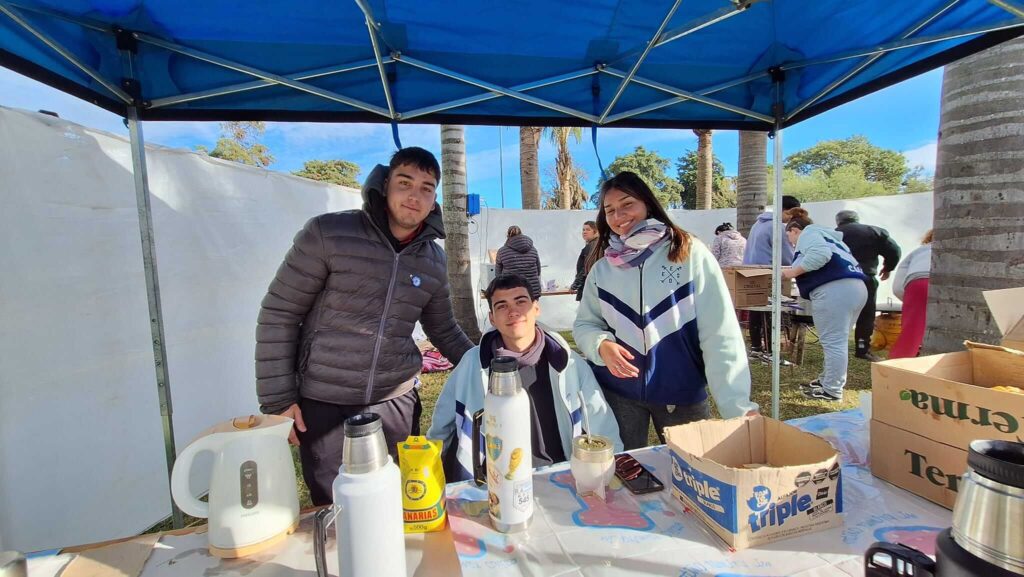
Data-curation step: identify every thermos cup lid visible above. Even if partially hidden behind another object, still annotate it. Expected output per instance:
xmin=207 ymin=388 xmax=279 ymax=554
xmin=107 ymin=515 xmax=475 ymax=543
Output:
xmin=344 ymin=413 xmax=383 ymax=438
xmin=490 ymin=356 xmax=518 ymax=373
xmin=968 ymin=439 xmax=1024 ymax=489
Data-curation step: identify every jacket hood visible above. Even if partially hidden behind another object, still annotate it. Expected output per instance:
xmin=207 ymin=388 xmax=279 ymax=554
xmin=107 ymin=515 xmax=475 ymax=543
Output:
xmin=361 ymin=164 xmax=446 ymax=242
xmin=719 ymin=230 xmax=744 ymax=241
xmin=478 ymin=325 xmax=569 ymax=373
xmin=505 ymin=234 xmax=535 ymax=253
xmin=756 ymin=211 xmax=773 ymax=223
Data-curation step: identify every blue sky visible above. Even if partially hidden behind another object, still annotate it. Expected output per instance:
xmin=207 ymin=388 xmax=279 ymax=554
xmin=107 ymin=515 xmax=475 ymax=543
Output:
xmin=0 ymin=66 xmax=942 ymax=209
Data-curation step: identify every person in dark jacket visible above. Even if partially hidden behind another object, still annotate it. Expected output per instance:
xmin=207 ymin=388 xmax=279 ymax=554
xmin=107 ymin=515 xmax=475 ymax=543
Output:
xmin=834 ymin=210 xmax=902 ymax=362
xmin=495 ymin=225 xmax=542 ymax=299
xmin=570 ymin=220 xmax=598 ymax=301
xmin=255 ymin=147 xmax=474 ymax=505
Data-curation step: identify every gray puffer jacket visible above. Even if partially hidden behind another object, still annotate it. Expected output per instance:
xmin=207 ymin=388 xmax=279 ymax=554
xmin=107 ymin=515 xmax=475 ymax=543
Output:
xmin=495 ymin=234 xmax=542 ymax=298
xmin=255 ymin=165 xmax=474 ymax=413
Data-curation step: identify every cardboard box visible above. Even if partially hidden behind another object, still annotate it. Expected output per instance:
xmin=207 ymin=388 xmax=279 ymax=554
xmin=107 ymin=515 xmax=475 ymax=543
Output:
xmin=870 ymin=420 xmax=966 ymax=509
xmin=984 ymin=287 xmax=1024 ymax=350
xmin=722 ymin=266 xmax=794 ymax=307
xmin=871 ymin=343 xmax=1024 ymax=451
xmin=665 ymin=416 xmax=842 ymax=550
xmin=869 ymin=286 xmax=1024 ymax=508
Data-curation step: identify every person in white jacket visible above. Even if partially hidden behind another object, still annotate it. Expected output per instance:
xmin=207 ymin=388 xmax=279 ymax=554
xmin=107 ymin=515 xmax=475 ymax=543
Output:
xmin=428 ymin=274 xmax=622 ymax=482
xmin=573 ymin=171 xmax=757 ymax=450
xmin=889 ymin=230 xmax=933 ymax=358
xmin=782 ymin=209 xmax=868 ymax=402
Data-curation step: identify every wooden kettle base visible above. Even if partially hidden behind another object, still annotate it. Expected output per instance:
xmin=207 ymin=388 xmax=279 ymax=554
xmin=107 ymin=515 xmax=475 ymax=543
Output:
xmin=209 ymin=520 xmax=299 ymax=559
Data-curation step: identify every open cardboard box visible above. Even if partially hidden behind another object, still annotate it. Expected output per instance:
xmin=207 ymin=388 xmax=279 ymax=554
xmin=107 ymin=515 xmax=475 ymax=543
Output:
xmin=870 ymin=286 xmax=1024 ymax=509
xmin=666 ymin=415 xmax=842 ymax=550
xmin=721 ymin=266 xmax=795 ymax=308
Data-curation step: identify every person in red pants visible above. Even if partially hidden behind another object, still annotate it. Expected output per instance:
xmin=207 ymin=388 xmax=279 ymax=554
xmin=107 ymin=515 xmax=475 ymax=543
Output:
xmin=889 ymin=230 xmax=933 ymax=359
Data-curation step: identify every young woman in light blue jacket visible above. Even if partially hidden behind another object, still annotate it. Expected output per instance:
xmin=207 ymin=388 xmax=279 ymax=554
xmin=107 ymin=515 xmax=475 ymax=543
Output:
xmin=782 ymin=208 xmax=868 ymax=402
xmin=573 ymin=172 xmax=757 ymax=449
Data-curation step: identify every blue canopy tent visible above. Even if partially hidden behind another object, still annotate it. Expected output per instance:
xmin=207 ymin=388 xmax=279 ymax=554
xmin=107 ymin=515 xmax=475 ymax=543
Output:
xmin=3 ymin=0 xmax=1022 ymax=526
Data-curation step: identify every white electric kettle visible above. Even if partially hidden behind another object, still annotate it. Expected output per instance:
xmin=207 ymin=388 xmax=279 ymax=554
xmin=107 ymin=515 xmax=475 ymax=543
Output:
xmin=171 ymin=414 xmax=300 ymax=557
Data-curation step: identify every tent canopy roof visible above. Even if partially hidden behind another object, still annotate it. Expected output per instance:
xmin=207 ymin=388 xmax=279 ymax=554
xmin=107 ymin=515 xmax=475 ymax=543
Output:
xmin=1 ymin=0 xmax=1022 ymax=129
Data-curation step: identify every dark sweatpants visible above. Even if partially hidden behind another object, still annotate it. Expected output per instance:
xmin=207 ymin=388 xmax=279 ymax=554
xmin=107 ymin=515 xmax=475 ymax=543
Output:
xmin=748 ymin=311 xmax=772 ymax=351
xmin=297 ymin=388 xmax=422 ymax=506
xmin=854 ymin=276 xmax=879 ymax=356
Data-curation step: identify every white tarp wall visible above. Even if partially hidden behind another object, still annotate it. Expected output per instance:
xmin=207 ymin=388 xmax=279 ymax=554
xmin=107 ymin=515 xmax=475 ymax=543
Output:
xmin=0 ymin=107 xmax=362 ymax=552
xmin=468 ymin=195 xmax=933 ymax=331
xmin=1 ymin=106 xmax=932 ymax=552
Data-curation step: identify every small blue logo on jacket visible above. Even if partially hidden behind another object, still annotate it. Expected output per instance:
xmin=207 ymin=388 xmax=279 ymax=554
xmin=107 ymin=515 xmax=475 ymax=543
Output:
xmin=411 ymin=275 xmax=421 ymax=287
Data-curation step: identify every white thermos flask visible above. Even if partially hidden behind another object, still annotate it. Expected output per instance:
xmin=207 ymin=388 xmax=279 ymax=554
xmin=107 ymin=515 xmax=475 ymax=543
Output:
xmin=313 ymin=413 xmax=406 ymax=577
xmin=472 ymin=356 xmax=534 ymax=533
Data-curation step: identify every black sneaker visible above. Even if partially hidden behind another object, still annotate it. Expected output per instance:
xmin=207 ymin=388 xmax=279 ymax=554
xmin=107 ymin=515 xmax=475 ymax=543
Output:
xmin=799 ymin=379 xmax=821 ymax=391
xmin=803 ymin=387 xmax=841 ymax=402
xmin=856 ymin=352 xmax=884 ymax=362
xmin=749 ymin=349 xmax=765 ymax=360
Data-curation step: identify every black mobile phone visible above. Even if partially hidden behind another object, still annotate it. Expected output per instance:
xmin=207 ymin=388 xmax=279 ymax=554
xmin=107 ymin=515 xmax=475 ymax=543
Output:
xmin=614 ymin=453 xmax=664 ymax=494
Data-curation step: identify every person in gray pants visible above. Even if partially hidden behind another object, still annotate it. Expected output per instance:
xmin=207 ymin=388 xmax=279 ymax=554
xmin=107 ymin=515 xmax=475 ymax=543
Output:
xmin=782 ymin=209 xmax=868 ymax=402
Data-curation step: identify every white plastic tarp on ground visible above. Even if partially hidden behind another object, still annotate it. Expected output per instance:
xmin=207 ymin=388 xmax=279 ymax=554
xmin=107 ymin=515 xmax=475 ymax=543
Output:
xmin=0 ymin=107 xmax=361 ymax=552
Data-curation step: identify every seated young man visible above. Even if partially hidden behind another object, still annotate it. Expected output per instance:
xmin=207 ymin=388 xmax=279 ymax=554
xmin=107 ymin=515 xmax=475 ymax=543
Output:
xmin=428 ymin=274 xmax=622 ymax=481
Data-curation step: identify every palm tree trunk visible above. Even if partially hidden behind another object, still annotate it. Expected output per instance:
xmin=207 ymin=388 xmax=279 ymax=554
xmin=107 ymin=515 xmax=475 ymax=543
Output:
xmin=519 ymin=127 xmax=541 ymax=209
xmin=694 ymin=129 xmax=714 ymax=210
xmin=557 ymin=143 xmax=573 ymax=209
xmin=440 ymin=125 xmax=482 ymax=342
xmin=923 ymin=38 xmax=1024 ymax=353
xmin=737 ymin=131 xmax=768 ymax=236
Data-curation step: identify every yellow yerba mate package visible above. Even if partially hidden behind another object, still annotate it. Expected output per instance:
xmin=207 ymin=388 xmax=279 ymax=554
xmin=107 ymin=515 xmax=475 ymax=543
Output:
xmin=398 ymin=436 xmax=447 ymax=533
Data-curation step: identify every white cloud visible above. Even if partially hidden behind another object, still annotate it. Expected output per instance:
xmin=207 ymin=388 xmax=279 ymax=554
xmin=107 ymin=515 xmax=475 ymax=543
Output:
xmin=903 ymin=141 xmax=937 ymax=175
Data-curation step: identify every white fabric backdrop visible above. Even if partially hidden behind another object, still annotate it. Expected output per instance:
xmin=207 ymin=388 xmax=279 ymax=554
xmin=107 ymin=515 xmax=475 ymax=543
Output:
xmin=0 ymin=106 xmax=931 ymax=552
xmin=0 ymin=107 xmax=362 ymax=552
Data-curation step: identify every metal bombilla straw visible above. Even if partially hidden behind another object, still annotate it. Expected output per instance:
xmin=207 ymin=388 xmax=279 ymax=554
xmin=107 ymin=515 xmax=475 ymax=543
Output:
xmin=578 ymin=391 xmax=591 ymax=443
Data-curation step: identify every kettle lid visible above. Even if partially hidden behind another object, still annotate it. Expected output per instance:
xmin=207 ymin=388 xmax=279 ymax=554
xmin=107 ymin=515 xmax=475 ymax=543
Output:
xmin=490 ymin=356 xmax=518 ymax=373
xmin=968 ymin=440 xmax=1024 ymax=489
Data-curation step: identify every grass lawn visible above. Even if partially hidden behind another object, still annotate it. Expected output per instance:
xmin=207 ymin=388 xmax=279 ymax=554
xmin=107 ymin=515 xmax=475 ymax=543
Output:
xmin=152 ymin=328 xmax=876 ymax=530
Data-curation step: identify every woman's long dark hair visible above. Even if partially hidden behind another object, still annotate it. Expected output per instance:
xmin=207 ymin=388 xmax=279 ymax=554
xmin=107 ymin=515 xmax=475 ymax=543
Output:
xmin=585 ymin=171 xmax=691 ymax=272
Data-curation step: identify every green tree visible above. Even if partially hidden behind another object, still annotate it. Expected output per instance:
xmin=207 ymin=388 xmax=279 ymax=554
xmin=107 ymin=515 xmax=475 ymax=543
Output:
xmin=196 ymin=121 xmax=274 ymax=167
xmin=293 ymin=160 xmax=361 ymax=188
xmin=767 ymin=165 xmax=890 ymax=202
xmin=598 ymin=146 xmax=683 ymax=208
xmin=784 ymin=135 xmax=906 ymax=192
xmin=902 ymin=166 xmax=933 ymax=193
xmin=676 ymin=149 xmax=725 ymax=209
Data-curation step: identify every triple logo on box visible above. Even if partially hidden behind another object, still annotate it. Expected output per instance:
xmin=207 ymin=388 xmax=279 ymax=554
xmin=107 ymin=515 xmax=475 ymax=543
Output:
xmin=671 ymin=454 xmax=738 ymax=532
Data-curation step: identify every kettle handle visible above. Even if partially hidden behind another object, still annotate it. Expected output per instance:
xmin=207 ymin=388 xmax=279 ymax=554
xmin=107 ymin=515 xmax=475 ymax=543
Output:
xmin=169 ymin=435 xmax=215 ymax=518
xmin=864 ymin=542 xmax=936 ymax=576
xmin=471 ymin=409 xmax=485 ymax=486
xmin=313 ymin=507 xmax=338 ymax=577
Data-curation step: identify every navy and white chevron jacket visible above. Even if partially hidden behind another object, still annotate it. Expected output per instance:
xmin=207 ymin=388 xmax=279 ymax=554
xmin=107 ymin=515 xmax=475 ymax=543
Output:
xmin=792 ymin=225 xmax=866 ymax=299
xmin=573 ymin=239 xmax=756 ymax=418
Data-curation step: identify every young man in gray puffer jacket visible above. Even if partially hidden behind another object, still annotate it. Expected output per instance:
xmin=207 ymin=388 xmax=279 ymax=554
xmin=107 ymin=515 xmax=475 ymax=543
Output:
xmin=255 ymin=147 xmax=474 ymax=505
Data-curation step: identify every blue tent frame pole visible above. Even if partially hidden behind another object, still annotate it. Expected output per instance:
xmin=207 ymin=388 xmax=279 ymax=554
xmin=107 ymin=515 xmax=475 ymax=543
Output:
xmin=125 ymin=106 xmax=183 ymax=530
xmin=121 ymin=38 xmax=183 ymax=528
xmin=770 ymin=74 xmax=784 ymax=421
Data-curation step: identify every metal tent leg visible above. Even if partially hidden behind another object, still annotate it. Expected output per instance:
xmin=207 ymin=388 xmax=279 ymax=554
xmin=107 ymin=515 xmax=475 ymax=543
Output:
xmin=126 ymin=106 xmax=183 ymax=529
xmin=770 ymin=127 xmax=784 ymax=420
